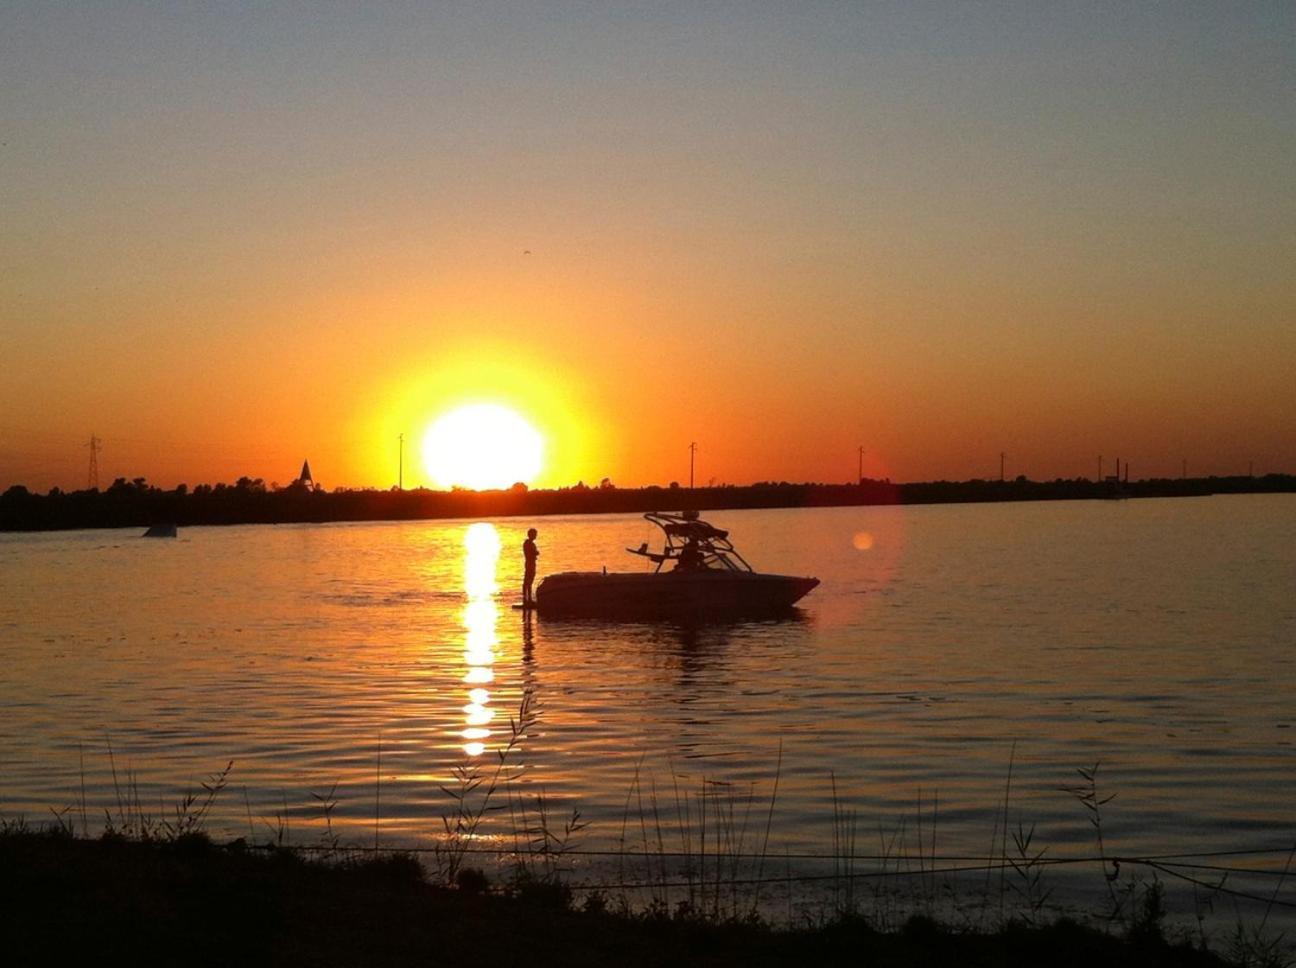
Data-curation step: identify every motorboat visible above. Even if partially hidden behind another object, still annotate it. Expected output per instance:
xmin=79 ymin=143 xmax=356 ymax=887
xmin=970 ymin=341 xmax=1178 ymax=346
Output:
xmin=535 ymin=511 xmax=819 ymax=618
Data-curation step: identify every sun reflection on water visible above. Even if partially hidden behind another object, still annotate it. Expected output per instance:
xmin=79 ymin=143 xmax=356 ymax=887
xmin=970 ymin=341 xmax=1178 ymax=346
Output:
xmin=461 ymin=523 xmax=501 ymax=756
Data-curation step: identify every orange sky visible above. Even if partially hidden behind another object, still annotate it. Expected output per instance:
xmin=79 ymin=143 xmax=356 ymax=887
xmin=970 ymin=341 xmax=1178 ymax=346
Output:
xmin=2 ymin=4 xmax=1293 ymax=492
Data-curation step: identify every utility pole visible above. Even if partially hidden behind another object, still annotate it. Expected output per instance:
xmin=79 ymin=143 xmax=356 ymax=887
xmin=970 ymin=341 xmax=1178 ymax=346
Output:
xmin=398 ymin=433 xmax=404 ymax=490
xmin=857 ymin=446 xmax=865 ymax=485
xmin=689 ymin=442 xmax=697 ymax=489
xmin=87 ymin=435 xmax=101 ymax=490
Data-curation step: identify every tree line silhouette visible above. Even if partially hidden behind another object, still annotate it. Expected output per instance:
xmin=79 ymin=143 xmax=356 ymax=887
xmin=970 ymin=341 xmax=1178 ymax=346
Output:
xmin=1 ymin=473 xmax=1292 ymax=532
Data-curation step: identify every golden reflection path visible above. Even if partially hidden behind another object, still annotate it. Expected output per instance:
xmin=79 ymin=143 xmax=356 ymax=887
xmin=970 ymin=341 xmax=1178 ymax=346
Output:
xmin=461 ymin=523 xmax=500 ymax=757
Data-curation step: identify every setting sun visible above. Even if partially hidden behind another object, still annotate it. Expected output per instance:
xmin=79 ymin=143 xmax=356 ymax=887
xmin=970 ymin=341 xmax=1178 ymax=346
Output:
xmin=422 ymin=404 xmax=544 ymax=490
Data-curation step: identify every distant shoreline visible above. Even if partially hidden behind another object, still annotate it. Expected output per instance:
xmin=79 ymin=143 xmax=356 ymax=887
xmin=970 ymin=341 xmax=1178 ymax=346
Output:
xmin=2 ymin=474 xmax=1292 ymax=532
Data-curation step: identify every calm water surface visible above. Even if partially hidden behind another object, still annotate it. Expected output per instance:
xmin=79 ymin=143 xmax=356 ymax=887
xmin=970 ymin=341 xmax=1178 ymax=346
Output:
xmin=2 ymin=497 xmax=1294 ymax=913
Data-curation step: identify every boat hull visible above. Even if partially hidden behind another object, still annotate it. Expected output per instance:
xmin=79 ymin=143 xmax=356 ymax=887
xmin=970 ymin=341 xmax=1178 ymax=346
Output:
xmin=535 ymin=570 xmax=819 ymax=619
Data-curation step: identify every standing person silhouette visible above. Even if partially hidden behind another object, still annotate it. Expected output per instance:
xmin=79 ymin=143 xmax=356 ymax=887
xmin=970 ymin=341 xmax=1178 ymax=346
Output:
xmin=522 ymin=528 xmax=540 ymax=609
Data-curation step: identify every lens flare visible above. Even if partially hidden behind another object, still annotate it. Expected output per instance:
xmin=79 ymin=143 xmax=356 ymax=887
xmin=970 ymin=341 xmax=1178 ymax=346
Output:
xmin=852 ymin=531 xmax=875 ymax=551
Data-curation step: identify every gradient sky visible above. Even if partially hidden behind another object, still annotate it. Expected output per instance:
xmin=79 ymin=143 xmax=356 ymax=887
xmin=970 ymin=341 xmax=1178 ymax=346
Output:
xmin=2 ymin=2 xmax=1292 ymax=491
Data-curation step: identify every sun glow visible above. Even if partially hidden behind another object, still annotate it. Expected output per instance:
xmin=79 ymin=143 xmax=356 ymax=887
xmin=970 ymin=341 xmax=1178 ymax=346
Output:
xmin=422 ymin=404 xmax=544 ymax=490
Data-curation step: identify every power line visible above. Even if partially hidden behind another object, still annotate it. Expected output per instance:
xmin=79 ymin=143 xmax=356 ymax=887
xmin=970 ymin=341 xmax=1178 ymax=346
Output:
xmin=227 ymin=843 xmax=1296 ymax=908
xmin=247 ymin=842 xmax=1296 ymax=864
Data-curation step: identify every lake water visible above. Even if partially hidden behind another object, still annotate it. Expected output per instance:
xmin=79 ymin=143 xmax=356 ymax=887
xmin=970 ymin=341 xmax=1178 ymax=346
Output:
xmin=2 ymin=496 xmax=1294 ymax=924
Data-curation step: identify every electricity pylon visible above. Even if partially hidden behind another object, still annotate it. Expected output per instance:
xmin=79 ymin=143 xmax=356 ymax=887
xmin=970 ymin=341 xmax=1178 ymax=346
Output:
xmin=87 ymin=435 xmax=101 ymax=489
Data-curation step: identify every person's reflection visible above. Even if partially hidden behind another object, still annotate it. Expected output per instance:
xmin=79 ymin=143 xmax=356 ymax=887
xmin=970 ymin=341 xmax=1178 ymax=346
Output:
xmin=522 ymin=610 xmax=535 ymax=666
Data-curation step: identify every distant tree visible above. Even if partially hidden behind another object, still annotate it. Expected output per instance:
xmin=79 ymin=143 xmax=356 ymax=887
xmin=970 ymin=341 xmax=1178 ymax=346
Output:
xmin=510 ymin=481 xmax=528 ymax=493
xmin=669 ymin=481 xmax=680 ymax=490
xmin=174 ymin=483 xmax=188 ymax=496
xmin=598 ymin=477 xmax=614 ymax=490
xmin=3 ymin=485 xmax=30 ymax=499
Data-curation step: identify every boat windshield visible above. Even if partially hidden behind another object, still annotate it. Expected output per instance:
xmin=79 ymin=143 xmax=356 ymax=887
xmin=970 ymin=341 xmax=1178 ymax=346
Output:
xmin=626 ymin=511 xmax=754 ymax=574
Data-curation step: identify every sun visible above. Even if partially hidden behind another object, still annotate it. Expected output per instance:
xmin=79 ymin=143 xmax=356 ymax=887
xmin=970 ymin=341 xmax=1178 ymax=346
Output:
xmin=422 ymin=403 xmax=544 ymax=490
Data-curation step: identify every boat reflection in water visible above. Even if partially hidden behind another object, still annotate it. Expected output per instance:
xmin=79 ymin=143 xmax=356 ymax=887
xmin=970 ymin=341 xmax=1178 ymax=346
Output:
xmin=536 ymin=511 xmax=819 ymax=619
xmin=537 ymin=610 xmax=810 ymax=690
xmin=460 ymin=523 xmax=500 ymax=757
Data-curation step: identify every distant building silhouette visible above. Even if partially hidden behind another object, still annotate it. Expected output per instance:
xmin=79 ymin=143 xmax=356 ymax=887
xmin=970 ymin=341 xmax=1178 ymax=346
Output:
xmin=296 ymin=460 xmax=316 ymax=490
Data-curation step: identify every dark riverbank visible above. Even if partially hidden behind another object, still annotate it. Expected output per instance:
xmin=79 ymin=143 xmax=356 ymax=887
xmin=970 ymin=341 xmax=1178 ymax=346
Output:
xmin=1 ymin=829 xmax=1231 ymax=968
xmin=2 ymin=474 xmax=1292 ymax=532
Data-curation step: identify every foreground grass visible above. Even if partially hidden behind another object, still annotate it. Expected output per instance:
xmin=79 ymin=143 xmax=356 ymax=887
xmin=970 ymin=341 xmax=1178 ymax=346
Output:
xmin=1 ymin=828 xmax=1232 ymax=968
